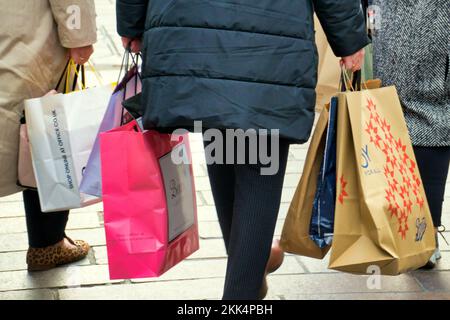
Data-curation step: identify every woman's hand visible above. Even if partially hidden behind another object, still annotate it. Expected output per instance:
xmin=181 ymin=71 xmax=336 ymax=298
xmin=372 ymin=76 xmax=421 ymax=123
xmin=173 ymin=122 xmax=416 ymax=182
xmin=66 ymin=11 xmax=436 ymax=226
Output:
xmin=122 ymin=37 xmax=142 ymax=53
xmin=44 ymin=90 xmax=58 ymax=96
xmin=340 ymin=48 xmax=365 ymax=72
xmin=69 ymin=45 xmax=94 ymax=65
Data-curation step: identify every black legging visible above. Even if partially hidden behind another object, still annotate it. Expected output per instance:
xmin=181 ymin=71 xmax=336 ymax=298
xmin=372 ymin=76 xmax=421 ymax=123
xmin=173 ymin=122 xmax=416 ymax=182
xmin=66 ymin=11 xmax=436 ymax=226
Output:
xmin=23 ymin=189 xmax=69 ymax=248
xmin=204 ymin=133 xmax=290 ymax=300
xmin=414 ymin=146 xmax=450 ymax=228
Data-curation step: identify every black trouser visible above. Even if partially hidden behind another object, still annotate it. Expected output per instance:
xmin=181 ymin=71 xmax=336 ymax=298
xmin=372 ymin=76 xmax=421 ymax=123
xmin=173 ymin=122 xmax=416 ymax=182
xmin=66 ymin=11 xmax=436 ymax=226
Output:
xmin=23 ymin=189 xmax=69 ymax=248
xmin=204 ymin=134 xmax=290 ymax=300
xmin=414 ymin=146 xmax=450 ymax=228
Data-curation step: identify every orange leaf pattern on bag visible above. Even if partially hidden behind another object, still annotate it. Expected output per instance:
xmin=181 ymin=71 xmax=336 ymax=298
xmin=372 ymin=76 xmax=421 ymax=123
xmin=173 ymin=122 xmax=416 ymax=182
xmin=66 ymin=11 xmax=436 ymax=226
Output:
xmin=338 ymin=174 xmax=348 ymax=205
xmin=364 ymin=98 xmax=424 ymax=240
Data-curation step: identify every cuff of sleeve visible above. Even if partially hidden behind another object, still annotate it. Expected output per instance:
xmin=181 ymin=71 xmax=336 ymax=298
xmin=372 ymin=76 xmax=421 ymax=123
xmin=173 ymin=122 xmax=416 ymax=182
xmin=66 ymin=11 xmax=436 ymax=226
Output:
xmin=59 ymin=33 xmax=98 ymax=49
xmin=117 ymin=26 xmax=144 ymax=39
xmin=116 ymin=1 xmax=147 ymax=39
xmin=329 ymin=31 xmax=371 ymax=58
xmin=324 ymin=14 xmax=372 ymax=58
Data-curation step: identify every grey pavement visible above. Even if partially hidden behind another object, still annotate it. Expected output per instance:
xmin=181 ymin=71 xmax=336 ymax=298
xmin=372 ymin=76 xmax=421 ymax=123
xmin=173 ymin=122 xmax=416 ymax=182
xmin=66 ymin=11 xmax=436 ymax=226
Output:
xmin=0 ymin=0 xmax=449 ymax=300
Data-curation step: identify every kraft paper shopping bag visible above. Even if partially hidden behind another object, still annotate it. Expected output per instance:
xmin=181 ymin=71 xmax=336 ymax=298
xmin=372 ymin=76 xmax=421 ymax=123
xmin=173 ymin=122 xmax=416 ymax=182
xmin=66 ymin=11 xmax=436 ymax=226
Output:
xmin=314 ymin=15 xmax=341 ymax=112
xmin=329 ymin=85 xmax=435 ymax=275
xmin=280 ymin=103 xmax=332 ymax=259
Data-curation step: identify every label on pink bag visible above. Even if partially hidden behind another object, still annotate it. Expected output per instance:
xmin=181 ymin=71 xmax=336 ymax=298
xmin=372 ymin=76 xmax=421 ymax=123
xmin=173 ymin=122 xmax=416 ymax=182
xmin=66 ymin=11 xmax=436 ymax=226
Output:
xmin=159 ymin=143 xmax=195 ymax=242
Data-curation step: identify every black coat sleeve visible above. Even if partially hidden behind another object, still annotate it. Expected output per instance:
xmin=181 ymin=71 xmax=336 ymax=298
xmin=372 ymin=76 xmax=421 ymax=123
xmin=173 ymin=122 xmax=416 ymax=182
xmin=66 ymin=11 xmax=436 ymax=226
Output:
xmin=313 ymin=0 xmax=370 ymax=57
xmin=116 ymin=0 xmax=149 ymax=38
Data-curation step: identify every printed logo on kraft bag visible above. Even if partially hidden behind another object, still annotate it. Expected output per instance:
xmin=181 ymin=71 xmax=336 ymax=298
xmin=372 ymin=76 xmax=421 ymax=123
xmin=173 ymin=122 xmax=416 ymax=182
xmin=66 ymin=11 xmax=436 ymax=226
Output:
xmin=363 ymin=98 xmax=426 ymax=240
xmin=361 ymin=144 xmax=381 ymax=176
xmin=415 ymin=218 xmax=427 ymax=242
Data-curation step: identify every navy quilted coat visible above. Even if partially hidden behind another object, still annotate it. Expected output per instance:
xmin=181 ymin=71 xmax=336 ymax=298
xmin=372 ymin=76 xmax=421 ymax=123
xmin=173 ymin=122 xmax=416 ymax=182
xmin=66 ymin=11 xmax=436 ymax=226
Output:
xmin=117 ymin=0 xmax=369 ymax=143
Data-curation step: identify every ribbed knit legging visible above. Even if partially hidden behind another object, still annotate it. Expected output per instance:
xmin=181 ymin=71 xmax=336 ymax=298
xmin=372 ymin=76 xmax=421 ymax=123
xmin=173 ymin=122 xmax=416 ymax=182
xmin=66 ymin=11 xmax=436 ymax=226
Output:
xmin=204 ymin=136 xmax=290 ymax=300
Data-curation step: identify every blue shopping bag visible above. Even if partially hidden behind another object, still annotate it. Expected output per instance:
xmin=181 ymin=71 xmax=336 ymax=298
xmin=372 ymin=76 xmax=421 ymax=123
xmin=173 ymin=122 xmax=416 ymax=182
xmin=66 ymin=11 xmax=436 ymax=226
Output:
xmin=309 ymin=96 xmax=338 ymax=248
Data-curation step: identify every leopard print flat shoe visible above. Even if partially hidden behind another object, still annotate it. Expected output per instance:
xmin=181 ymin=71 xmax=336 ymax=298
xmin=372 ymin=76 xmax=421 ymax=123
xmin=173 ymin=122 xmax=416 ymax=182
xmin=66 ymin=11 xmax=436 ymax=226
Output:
xmin=27 ymin=237 xmax=90 ymax=272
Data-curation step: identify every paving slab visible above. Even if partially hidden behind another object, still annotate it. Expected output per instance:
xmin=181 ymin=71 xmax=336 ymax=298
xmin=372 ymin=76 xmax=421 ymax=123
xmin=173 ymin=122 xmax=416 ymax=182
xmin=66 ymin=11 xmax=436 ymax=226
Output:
xmin=412 ymin=270 xmax=450 ymax=292
xmin=0 ymin=289 xmax=57 ymax=300
xmin=279 ymin=292 xmax=450 ymax=300
xmin=267 ymin=273 xmax=423 ymax=297
xmin=59 ymin=278 xmax=225 ymax=300
xmin=0 ymin=265 xmax=119 ymax=292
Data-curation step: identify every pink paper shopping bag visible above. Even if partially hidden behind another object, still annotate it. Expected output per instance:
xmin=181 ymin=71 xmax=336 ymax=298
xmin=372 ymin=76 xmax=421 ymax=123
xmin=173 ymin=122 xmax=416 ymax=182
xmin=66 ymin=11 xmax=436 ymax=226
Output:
xmin=100 ymin=120 xmax=199 ymax=280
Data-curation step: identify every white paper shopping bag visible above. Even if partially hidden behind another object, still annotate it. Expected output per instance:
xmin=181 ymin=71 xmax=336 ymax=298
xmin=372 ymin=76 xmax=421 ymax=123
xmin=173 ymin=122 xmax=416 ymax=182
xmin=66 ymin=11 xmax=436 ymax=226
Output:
xmin=24 ymin=84 xmax=114 ymax=212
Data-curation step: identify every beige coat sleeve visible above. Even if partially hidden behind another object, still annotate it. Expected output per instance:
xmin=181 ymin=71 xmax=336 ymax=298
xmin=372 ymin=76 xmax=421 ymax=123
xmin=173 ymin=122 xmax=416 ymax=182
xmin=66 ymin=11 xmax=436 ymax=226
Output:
xmin=49 ymin=0 xmax=97 ymax=48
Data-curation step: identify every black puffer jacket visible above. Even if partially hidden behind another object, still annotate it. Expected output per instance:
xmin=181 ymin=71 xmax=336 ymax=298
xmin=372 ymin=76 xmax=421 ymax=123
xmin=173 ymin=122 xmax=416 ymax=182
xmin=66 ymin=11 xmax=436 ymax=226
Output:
xmin=117 ymin=0 xmax=369 ymax=143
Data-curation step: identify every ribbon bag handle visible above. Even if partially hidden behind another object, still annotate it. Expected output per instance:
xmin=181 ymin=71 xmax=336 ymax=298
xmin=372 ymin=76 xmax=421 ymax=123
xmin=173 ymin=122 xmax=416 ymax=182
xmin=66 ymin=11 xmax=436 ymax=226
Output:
xmin=67 ymin=60 xmax=86 ymax=92
xmin=71 ymin=64 xmax=86 ymax=92
xmin=55 ymin=59 xmax=87 ymax=93
xmin=340 ymin=68 xmax=363 ymax=92
xmin=55 ymin=59 xmax=71 ymax=92
xmin=119 ymin=49 xmax=143 ymax=126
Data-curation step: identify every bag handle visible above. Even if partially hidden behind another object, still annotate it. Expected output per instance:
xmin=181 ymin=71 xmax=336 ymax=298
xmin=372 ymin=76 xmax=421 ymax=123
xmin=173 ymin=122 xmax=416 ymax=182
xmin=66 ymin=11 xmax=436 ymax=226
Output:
xmin=118 ymin=47 xmax=142 ymax=126
xmin=340 ymin=68 xmax=363 ymax=92
xmin=69 ymin=63 xmax=86 ymax=92
xmin=55 ymin=59 xmax=71 ymax=92
xmin=86 ymin=60 xmax=104 ymax=85
xmin=55 ymin=59 xmax=86 ymax=93
xmin=126 ymin=50 xmax=142 ymax=95
xmin=116 ymin=47 xmax=142 ymax=84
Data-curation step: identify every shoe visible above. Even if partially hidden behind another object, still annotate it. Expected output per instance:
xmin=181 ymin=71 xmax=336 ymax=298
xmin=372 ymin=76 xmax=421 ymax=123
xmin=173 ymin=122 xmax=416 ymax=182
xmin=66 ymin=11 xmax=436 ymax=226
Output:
xmin=421 ymin=232 xmax=443 ymax=270
xmin=27 ymin=236 xmax=90 ymax=271
xmin=259 ymin=240 xmax=285 ymax=300
xmin=421 ymin=247 xmax=441 ymax=269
